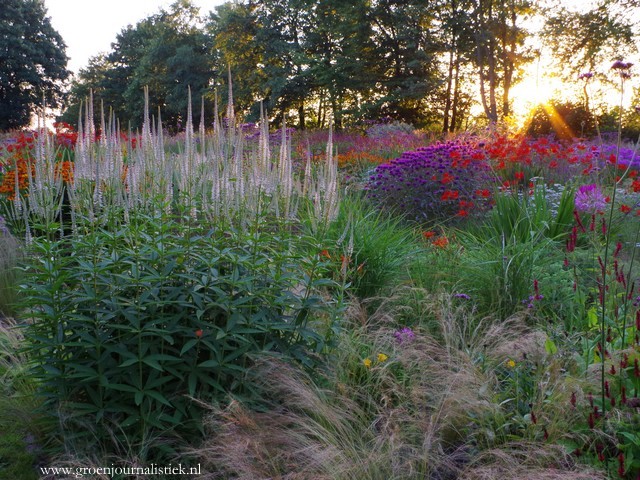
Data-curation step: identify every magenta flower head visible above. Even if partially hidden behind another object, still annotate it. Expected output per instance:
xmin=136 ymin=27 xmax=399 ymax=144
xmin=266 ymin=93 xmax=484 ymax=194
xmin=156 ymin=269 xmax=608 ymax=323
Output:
xmin=578 ymin=72 xmax=594 ymax=80
xmin=394 ymin=327 xmax=415 ymax=344
xmin=575 ymin=184 xmax=607 ymax=213
xmin=611 ymin=60 xmax=633 ymax=70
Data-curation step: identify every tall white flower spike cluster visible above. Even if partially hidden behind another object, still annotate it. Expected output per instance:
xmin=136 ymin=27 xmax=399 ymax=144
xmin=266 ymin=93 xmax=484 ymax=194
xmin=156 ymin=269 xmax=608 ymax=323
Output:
xmin=15 ymin=79 xmax=340 ymax=234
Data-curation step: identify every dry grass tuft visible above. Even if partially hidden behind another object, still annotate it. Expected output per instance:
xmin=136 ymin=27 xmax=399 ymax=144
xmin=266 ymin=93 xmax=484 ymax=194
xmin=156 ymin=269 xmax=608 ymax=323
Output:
xmin=461 ymin=442 xmax=607 ymax=479
xmin=192 ymin=290 xmax=601 ymax=479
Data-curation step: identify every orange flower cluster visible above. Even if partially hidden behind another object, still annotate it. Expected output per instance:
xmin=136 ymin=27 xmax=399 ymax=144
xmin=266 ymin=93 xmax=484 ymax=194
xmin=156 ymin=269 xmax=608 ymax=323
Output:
xmin=336 ymin=150 xmax=386 ymax=168
xmin=55 ymin=161 xmax=74 ymax=184
xmin=0 ymin=131 xmax=76 ymax=200
xmin=432 ymin=236 xmax=449 ymax=248
xmin=423 ymin=231 xmax=450 ymax=248
xmin=0 ymin=158 xmax=34 ymax=200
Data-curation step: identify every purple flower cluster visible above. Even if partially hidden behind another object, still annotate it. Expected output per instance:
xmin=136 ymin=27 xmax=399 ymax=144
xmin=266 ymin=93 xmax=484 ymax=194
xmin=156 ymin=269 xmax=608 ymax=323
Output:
xmin=611 ymin=60 xmax=634 ymax=70
xmin=394 ymin=327 xmax=415 ymax=344
xmin=522 ymin=280 xmax=544 ymax=309
xmin=366 ymin=141 xmax=495 ymax=223
xmin=599 ymin=144 xmax=639 ymax=169
xmin=575 ymin=184 xmax=607 ymax=213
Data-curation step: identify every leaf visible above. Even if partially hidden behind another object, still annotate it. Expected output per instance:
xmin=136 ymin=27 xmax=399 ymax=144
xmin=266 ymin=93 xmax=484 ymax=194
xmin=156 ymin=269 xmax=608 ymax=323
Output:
xmin=180 ymin=339 xmax=198 ymax=356
xmin=145 ymin=390 xmax=173 ymax=407
xmin=106 ymin=383 xmax=138 ymax=393
xmin=544 ymin=338 xmax=557 ymax=355
xmin=198 ymin=359 xmax=220 ymax=368
xmin=587 ymin=307 xmax=598 ymax=329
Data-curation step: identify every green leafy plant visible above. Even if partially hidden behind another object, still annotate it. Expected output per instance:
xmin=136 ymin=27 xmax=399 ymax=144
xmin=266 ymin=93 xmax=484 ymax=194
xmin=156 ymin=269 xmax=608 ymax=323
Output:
xmin=304 ymin=194 xmax=422 ymax=301
xmin=20 ymin=208 xmax=337 ymax=459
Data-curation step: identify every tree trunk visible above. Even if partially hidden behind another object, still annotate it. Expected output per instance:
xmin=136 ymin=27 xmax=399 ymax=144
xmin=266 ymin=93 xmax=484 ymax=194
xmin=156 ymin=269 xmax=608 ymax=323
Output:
xmin=298 ymin=101 xmax=305 ymax=130
xmin=443 ymin=48 xmax=455 ymax=133
xmin=450 ymin=54 xmax=461 ymax=132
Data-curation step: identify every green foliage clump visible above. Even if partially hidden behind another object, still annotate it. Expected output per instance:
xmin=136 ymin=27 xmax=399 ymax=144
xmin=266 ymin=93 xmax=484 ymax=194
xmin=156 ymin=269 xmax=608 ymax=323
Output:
xmin=447 ymin=185 xmax=575 ymax=320
xmin=305 ymin=194 xmax=421 ymax=301
xmin=20 ymin=211 xmax=337 ymax=458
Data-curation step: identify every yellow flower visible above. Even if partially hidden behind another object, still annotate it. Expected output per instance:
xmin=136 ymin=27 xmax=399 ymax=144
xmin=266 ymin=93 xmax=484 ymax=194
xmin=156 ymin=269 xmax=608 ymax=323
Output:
xmin=506 ymin=359 xmax=516 ymax=368
xmin=377 ymin=353 xmax=388 ymax=362
xmin=363 ymin=358 xmax=372 ymax=368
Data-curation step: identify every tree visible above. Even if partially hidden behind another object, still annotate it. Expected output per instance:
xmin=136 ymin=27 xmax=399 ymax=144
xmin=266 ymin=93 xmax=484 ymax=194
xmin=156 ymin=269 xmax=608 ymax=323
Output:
xmin=543 ymin=1 xmax=636 ymax=80
xmin=60 ymin=0 xmax=215 ymax=130
xmin=470 ymin=0 xmax=533 ymax=123
xmin=437 ymin=0 xmax=475 ymax=132
xmin=208 ymin=2 xmax=268 ymax=117
xmin=368 ymin=0 xmax=442 ymax=127
xmin=0 ymin=0 xmax=69 ymax=130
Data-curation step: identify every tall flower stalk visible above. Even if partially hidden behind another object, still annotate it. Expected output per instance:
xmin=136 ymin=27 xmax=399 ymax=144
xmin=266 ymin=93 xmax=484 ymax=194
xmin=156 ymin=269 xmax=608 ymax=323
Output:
xmin=596 ymin=59 xmax=635 ymax=470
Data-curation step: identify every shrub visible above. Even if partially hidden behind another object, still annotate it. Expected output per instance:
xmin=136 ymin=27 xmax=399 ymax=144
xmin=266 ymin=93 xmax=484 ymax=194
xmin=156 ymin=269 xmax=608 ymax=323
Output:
xmin=303 ymin=193 xmax=421 ymax=301
xmin=366 ymin=141 xmax=495 ymax=224
xmin=20 ymin=210 xmax=337 ymax=459
xmin=365 ymin=121 xmax=415 ymax=139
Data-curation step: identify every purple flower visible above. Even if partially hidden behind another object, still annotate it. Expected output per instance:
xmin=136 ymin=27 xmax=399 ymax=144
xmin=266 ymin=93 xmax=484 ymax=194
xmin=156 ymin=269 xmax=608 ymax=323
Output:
xmin=575 ymin=184 xmax=607 ymax=213
xmin=366 ymin=141 xmax=494 ymax=222
xmin=578 ymin=72 xmax=594 ymax=80
xmin=394 ymin=327 xmax=415 ymax=344
xmin=454 ymin=293 xmax=471 ymax=300
xmin=611 ymin=60 xmax=633 ymax=70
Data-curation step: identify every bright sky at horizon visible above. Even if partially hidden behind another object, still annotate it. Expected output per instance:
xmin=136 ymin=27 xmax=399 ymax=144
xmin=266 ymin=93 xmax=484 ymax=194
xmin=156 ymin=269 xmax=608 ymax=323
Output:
xmin=44 ymin=0 xmax=226 ymax=74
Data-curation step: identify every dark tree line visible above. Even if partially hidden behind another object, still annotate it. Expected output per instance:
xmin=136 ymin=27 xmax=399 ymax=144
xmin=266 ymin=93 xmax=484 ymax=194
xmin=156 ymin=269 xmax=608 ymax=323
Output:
xmin=1 ymin=0 xmax=638 ymax=132
xmin=59 ymin=0 xmax=538 ymax=131
xmin=0 ymin=0 xmax=69 ymax=130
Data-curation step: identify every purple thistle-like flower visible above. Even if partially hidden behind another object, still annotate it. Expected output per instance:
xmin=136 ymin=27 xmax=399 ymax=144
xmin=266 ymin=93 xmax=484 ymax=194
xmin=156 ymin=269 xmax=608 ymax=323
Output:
xmin=611 ymin=60 xmax=633 ymax=70
xmin=454 ymin=293 xmax=471 ymax=300
xmin=394 ymin=327 xmax=415 ymax=344
xmin=575 ymin=184 xmax=607 ymax=213
xmin=578 ymin=72 xmax=594 ymax=80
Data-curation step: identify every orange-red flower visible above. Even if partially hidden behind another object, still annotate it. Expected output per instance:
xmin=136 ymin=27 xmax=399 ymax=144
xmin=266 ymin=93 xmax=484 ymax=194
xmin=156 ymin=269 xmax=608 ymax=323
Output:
xmin=432 ymin=236 xmax=449 ymax=248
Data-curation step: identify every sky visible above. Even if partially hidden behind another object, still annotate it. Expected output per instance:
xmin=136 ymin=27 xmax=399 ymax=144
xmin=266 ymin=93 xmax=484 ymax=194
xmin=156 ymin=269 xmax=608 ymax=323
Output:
xmin=44 ymin=0 xmax=226 ymax=74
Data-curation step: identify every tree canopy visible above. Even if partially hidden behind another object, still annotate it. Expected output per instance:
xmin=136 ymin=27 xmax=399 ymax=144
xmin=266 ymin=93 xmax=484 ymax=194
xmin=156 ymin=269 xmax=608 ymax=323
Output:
xmin=60 ymin=0 xmax=215 ymax=130
xmin=0 ymin=0 xmax=69 ymax=129
xmin=45 ymin=0 xmax=640 ymax=132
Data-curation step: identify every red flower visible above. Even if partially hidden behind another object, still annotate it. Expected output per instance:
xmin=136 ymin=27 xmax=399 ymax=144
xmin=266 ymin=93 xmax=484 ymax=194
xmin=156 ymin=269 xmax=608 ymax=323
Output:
xmin=441 ymin=172 xmax=454 ymax=184
xmin=514 ymin=171 xmax=525 ymax=181
xmin=432 ymin=237 xmax=449 ymax=248
xmin=195 ymin=329 xmax=203 ymax=338
xmin=440 ymin=190 xmax=459 ymax=201
xmin=423 ymin=231 xmax=436 ymax=239
xmin=621 ymin=204 xmax=632 ymax=214
xmin=618 ymin=453 xmax=625 ymax=477
xmin=588 ymin=412 xmax=595 ymax=429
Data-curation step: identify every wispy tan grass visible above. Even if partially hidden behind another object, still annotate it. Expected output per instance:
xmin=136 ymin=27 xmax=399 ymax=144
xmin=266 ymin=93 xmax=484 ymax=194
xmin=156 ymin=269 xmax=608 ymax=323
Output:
xmin=192 ymin=290 xmax=601 ymax=479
